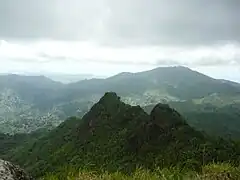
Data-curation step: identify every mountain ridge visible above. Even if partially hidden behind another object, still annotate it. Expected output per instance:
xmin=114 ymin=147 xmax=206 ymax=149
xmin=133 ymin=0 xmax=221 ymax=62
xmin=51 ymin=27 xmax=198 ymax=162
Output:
xmin=0 ymin=66 xmax=240 ymax=135
xmin=3 ymin=92 xmax=240 ymax=178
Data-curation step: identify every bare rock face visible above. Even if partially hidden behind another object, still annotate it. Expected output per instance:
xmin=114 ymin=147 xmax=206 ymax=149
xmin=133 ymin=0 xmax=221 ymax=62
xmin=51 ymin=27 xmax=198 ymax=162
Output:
xmin=0 ymin=159 xmax=33 ymax=180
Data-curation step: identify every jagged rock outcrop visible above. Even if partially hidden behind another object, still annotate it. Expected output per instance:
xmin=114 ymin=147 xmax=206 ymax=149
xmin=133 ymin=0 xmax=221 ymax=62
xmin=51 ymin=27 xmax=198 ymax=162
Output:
xmin=0 ymin=159 xmax=33 ymax=180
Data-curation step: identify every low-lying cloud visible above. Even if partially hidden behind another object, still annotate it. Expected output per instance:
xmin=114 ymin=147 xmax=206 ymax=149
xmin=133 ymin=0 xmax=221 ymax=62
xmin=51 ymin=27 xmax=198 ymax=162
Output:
xmin=1 ymin=40 xmax=240 ymax=69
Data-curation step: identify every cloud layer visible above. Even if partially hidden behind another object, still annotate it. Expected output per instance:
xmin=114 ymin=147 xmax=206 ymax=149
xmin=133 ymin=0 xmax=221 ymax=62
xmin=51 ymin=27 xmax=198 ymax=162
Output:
xmin=0 ymin=40 xmax=239 ymax=75
xmin=0 ymin=0 xmax=239 ymax=45
xmin=0 ymin=1 xmax=239 ymax=81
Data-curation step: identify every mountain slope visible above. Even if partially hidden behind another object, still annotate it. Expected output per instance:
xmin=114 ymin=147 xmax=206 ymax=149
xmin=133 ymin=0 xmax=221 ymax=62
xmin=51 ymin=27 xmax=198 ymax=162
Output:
xmin=1 ymin=66 xmax=240 ymax=134
xmin=144 ymin=101 xmax=240 ymax=139
xmin=70 ymin=66 xmax=240 ymax=101
xmin=4 ymin=92 xmax=240 ymax=178
xmin=0 ymin=74 xmax=90 ymax=133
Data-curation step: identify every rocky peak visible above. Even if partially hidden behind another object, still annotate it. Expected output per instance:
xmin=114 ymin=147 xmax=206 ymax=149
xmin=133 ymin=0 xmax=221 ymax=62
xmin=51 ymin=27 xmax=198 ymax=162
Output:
xmin=0 ymin=159 xmax=33 ymax=180
xmin=150 ymin=103 xmax=186 ymax=129
xmin=93 ymin=92 xmax=123 ymax=114
xmin=98 ymin=92 xmax=120 ymax=104
xmin=80 ymin=92 xmax=124 ymax=129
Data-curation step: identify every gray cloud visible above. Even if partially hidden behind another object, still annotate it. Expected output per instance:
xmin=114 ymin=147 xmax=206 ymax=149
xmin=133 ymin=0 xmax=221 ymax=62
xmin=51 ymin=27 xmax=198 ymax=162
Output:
xmin=37 ymin=53 xmax=152 ymax=65
xmin=0 ymin=0 xmax=239 ymax=45
xmin=156 ymin=57 xmax=240 ymax=67
xmin=155 ymin=59 xmax=182 ymax=66
xmin=156 ymin=58 xmax=240 ymax=67
xmin=193 ymin=58 xmax=239 ymax=66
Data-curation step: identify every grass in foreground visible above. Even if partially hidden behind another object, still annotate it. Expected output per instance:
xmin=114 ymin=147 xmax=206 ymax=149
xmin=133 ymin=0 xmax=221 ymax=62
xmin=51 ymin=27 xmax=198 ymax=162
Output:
xmin=41 ymin=163 xmax=240 ymax=180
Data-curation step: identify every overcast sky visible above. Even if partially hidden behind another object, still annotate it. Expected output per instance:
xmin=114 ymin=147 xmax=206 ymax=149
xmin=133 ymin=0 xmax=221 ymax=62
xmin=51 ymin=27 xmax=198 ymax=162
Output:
xmin=0 ymin=0 xmax=239 ymax=81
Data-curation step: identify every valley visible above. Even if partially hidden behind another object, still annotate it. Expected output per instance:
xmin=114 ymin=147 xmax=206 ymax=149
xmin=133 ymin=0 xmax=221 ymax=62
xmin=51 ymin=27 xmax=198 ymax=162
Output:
xmin=1 ymin=67 xmax=240 ymax=179
xmin=0 ymin=66 xmax=240 ymax=139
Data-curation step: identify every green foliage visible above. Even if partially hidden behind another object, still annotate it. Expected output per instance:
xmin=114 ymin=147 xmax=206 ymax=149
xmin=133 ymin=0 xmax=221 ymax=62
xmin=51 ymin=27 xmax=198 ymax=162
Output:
xmin=202 ymin=163 xmax=240 ymax=180
xmin=1 ymin=66 xmax=240 ymax=135
xmin=41 ymin=164 xmax=240 ymax=180
xmin=0 ymin=130 xmax=44 ymax=156
xmin=2 ymin=92 xmax=240 ymax=179
xmin=144 ymin=101 xmax=240 ymax=139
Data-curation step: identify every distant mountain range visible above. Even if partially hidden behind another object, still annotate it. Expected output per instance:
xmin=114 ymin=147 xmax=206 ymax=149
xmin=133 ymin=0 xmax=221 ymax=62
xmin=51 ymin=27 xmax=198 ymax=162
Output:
xmin=0 ymin=72 xmax=102 ymax=84
xmin=0 ymin=66 xmax=240 ymax=137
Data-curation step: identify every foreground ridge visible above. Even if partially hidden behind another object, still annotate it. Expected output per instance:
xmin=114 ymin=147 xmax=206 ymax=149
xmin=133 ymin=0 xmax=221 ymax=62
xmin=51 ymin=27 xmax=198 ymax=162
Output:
xmin=2 ymin=92 xmax=240 ymax=178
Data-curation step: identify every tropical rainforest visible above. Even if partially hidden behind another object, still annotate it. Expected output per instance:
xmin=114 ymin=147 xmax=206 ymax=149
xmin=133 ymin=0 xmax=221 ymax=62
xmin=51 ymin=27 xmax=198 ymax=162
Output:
xmin=1 ymin=66 xmax=240 ymax=179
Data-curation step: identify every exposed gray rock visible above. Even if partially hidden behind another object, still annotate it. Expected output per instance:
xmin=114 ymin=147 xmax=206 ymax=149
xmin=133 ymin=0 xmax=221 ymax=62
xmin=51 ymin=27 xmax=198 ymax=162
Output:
xmin=0 ymin=159 xmax=33 ymax=180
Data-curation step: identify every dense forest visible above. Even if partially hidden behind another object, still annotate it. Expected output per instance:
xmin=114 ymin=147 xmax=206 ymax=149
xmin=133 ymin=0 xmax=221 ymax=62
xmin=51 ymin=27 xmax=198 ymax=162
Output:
xmin=1 ymin=67 xmax=240 ymax=139
xmin=1 ymin=67 xmax=240 ymax=179
xmin=1 ymin=92 xmax=240 ymax=179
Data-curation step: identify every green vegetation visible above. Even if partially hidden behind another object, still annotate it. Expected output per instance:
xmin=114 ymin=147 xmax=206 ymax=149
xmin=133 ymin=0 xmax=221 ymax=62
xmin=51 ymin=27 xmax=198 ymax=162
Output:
xmin=42 ymin=163 xmax=240 ymax=180
xmin=0 ymin=133 xmax=33 ymax=155
xmin=144 ymin=101 xmax=240 ymax=139
xmin=1 ymin=66 xmax=240 ymax=135
xmin=1 ymin=67 xmax=240 ymax=180
xmin=2 ymin=92 xmax=239 ymax=179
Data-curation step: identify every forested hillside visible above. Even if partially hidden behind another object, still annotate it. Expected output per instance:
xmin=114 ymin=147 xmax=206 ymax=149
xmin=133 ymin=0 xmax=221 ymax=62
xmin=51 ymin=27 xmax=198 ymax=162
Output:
xmin=2 ymin=92 xmax=240 ymax=179
xmin=1 ymin=66 xmax=240 ymax=137
xmin=144 ymin=101 xmax=240 ymax=139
